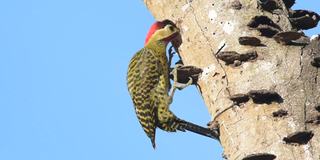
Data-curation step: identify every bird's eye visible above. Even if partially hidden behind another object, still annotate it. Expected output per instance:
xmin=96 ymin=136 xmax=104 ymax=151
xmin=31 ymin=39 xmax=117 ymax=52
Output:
xmin=168 ymin=25 xmax=174 ymax=31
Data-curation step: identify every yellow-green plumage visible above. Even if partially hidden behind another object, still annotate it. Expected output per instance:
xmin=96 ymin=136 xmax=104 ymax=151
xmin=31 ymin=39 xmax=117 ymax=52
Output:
xmin=127 ymin=22 xmax=218 ymax=148
xmin=127 ymin=24 xmax=180 ymax=148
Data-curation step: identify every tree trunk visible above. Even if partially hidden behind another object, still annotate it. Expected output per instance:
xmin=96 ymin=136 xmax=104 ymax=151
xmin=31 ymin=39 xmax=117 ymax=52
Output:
xmin=143 ymin=0 xmax=320 ymax=159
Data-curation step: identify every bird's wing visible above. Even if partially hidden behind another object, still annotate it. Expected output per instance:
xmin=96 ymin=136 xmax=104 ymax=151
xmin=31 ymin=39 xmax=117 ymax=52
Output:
xmin=127 ymin=48 xmax=162 ymax=148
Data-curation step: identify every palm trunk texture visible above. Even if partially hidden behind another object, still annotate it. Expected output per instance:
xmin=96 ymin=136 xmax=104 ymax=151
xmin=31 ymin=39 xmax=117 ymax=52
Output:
xmin=143 ymin=0 xmax=320 ymax=159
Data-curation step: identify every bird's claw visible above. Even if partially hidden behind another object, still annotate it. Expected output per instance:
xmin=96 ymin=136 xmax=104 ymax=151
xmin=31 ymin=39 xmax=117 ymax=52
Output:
xmin=168 ymin=64 xmax=193 ymax=104
xmin=175 ymin=77 xmax=193 ymax=90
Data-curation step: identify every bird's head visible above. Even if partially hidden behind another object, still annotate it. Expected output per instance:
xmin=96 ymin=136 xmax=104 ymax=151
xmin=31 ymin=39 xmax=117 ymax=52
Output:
xmin=144 ymin=20 xmax=180 ymax=46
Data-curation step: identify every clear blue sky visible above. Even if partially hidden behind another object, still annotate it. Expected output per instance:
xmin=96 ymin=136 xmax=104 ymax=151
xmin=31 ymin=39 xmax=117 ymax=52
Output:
xmin=0 ymin=1 xmax=319 ymax=160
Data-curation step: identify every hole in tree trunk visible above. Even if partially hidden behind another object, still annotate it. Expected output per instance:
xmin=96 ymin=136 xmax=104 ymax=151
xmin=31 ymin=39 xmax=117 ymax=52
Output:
xmin=283 ymin=131 xmax=314 ymax=145
xmin=289 ymin=10 xmax=320 ymax=30
xmin=256 ymin=25 xmax=279 ymax=38
xmin=316 ymin=104 xmax=320 ymax=112
xmin=257 ymin=0 xmax=280 ymax=12
xmin=231 ymin=0 xmax=242 ymax=10
xmin=311 ymin=56 xmax=320 ymax=67
xmin=169 ymin=66 xmax=202 ymax=84
xmin=247 ymin=16 xmax=281 ymax=30
xmin=248 ymin=90 xmax=283 ymax=104
xmin=305 ymin=116 xmax=320 ymax=125
xmin=273 ymin=31 xmax=304 ymax=45
xmin=242 ymin=153 xmax=276 ymax=160
xmin=216 ymin=51 xmax=258 ymax=66
xmin=238 ymin=37 xmax=264 ymax=46
xmin=229 ymin=94 xmax=250 ymax=105
xmin=272 ymin=109 xmax=288 ymax=117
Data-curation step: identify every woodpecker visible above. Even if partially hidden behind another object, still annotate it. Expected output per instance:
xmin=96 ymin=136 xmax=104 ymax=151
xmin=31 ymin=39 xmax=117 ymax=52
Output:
xmin=127 ymin=20 xmax=218 ymax=148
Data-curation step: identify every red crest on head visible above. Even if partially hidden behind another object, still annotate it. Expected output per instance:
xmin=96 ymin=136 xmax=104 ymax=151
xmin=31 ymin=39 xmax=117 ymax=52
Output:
xmin=144 ymin=21 xmax=164 ymax=45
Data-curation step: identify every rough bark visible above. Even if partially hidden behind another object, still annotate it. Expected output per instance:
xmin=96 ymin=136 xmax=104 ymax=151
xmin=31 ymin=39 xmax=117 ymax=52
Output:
xmin=143 ymin=0 xmax=320 ymax=159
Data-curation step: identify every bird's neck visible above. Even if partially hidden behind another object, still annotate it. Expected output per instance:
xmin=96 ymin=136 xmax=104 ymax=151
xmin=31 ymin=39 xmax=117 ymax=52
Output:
xmin=145 ymin=41 xmax=167 ymax=57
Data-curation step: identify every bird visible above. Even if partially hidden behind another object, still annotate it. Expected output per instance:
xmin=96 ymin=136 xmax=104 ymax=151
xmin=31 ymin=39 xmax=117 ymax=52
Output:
xmin=127 ymin=20 xmax=218 ymax=148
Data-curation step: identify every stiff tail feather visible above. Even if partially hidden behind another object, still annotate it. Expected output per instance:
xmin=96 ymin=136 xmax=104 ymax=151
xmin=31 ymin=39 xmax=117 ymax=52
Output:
xmin=150 ymin=136 xmax=156 ymax=149
xmin=176 ymin=119 xmax=219 ymax=140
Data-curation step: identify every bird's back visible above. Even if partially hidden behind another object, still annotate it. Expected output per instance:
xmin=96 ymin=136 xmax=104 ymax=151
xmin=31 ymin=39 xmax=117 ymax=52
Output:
xmin=127 ymin=47 xmax=162 ymax=148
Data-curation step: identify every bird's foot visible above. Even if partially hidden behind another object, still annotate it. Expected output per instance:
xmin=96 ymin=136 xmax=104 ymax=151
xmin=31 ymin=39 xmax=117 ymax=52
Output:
xmin=168 ymin=64 xmax=193 ymax=104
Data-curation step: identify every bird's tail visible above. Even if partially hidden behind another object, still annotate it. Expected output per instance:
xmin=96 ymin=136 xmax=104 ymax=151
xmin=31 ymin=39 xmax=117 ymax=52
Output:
xmin=176 ymin=118 xmax=219 ymax=140
xmin=150 ymin=136 xmax=156 ymax=149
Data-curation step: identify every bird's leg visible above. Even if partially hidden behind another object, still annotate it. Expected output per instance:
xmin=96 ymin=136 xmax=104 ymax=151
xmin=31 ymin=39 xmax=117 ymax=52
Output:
xmin=167 ymin=46 xmax=175 ymax=67
xmin=168 ymin=64 xmax=193 ymax=104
